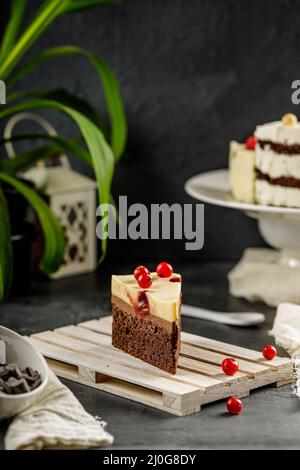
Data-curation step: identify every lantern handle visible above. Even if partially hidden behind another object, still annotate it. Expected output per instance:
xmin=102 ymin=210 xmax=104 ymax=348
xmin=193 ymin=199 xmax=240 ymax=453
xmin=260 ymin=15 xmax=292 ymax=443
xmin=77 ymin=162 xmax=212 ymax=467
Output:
xmin=3 ymin=112 xmax=71 ymax=169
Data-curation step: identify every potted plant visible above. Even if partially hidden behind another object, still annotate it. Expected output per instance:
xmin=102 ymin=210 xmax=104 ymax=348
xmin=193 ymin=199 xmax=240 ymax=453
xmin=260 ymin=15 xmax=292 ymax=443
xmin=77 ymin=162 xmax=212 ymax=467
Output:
xmin=0 ymin=0 xmax=127 ymax=301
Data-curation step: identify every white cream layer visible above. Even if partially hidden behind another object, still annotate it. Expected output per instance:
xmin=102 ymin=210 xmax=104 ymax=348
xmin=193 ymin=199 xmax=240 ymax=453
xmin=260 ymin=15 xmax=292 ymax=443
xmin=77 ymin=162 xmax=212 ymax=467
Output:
xmin=256 ymin=145 xmax=300 ymax=179
xmin=229 ymin=141 xmax=255 ymax=203
xmin=256 ymin=180 xmax=300 ymax=208
xmin=255 ymin=121 xmax=300 ymax=145
xmin=111 ymin=273 xmax=181 ymax=322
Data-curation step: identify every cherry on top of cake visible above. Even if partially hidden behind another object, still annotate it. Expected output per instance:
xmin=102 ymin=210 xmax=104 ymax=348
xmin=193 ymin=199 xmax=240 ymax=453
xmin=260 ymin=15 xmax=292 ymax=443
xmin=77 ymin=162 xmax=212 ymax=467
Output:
xmin=111 ymin=268 xmax=181 ymax=322
xmin=245 ymin=135 xmax=257 ymax=150
xmin=112 ymin=272 xmax=181 ymax=299
xmin=230 ymin=136 xmax=256 ymax=157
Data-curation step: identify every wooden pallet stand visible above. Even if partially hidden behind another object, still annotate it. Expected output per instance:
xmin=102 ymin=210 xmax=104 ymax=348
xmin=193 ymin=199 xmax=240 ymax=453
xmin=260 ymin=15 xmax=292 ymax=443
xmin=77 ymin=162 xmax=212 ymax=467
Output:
xmin=29 ymin=316 xmax=294 ymax=416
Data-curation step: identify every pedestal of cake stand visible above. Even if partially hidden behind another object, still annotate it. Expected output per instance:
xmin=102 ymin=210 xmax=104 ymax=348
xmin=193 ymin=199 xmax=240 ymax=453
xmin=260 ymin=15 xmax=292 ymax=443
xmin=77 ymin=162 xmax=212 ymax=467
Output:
xmin=246 ymin=211 xmax=300 ymax=268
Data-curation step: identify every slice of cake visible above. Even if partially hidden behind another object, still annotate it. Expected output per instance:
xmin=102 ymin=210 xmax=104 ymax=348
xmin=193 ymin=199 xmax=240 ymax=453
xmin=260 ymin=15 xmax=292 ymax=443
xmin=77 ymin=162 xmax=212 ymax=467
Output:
xmin=229 ymin=137 xmax=256 ymax=204
xmin=111 ymin=263 xmax=181 ymax=374
xmin=255 ymin=113 xmax=300 ymax=208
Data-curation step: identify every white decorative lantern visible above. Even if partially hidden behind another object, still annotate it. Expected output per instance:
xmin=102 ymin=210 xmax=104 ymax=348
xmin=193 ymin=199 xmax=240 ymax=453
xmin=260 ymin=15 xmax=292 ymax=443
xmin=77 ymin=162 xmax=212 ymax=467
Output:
xmin=4 ymin=112 xmax=97 ymax=279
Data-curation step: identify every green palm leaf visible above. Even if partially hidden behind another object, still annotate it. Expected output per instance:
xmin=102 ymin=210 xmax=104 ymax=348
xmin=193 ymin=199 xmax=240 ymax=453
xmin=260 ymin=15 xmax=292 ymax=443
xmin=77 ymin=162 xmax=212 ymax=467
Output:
xmin=0 ymin=144 xmax=62 ymax=175
xmin=0 ymin=0 xmax=27 ymax=61
xmin=0 ymin=98 xmax=115 ymax=259
xmin=0 ymin=184 xmax=13 ymax=301
xmin=32 ymin=89 xmax=105 ymax=133
xmin=6 ymin=88 xmax=106 ymax=138
xmin=0 ymin=0 xmax=118 ymax=80
xmin=6 ymin=47 xmax=127 ymax=160
xmin=0 ymin=0 xmax=70 ymax=79
xmin=0 ymin=133 xmax=92 ymax=173
xmin=0 ymin=173 xmax=65 ymax=275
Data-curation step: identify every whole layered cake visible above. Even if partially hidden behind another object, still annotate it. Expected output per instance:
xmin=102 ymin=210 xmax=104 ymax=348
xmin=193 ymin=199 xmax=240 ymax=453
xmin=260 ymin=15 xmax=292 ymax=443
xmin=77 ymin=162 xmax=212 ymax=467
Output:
xmin=229 ymin=113 xmax=300 ymax=208
xmin=111 ymin=263 xmax=181 ymax=374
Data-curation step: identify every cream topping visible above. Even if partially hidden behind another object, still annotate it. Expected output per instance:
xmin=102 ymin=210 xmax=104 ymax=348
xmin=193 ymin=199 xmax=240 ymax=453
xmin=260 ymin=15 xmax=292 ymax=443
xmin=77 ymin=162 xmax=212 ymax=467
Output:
xmin=229 ymin=141 xmax=256 ymax=203
xmin=256 ymin=180 xmax=300 ymax=208
xmin=111 ymin=273 xmax=181 ymax=322
xmin=256 ymin=145 xmax=300 ymax=179
xmin=255 ymin=121 xmax=300 ymax=145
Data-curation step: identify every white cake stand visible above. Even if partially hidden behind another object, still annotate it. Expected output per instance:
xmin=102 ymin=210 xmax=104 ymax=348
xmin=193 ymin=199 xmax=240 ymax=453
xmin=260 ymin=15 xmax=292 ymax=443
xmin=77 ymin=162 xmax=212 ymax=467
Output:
xmin=185 ymin=169 xmax=300 ymax=268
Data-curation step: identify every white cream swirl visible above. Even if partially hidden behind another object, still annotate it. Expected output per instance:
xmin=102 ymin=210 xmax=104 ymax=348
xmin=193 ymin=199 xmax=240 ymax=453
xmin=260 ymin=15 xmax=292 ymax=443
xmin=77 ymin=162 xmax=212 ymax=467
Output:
xmin=256 ymin=144 xmax=300 ymax=179
xmin=255 ymin=121 xmax=300 ymax=145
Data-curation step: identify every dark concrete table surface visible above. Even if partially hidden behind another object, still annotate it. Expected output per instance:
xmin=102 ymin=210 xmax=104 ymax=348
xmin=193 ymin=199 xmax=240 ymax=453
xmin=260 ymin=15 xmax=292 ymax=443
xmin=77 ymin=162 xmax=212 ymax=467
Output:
xmin=0 ymin=261 xmax=298 ymax=450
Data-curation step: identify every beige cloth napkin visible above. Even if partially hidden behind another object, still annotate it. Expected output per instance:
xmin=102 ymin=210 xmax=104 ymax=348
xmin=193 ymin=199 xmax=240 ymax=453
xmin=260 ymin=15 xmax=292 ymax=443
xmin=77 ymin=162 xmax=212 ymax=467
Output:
xmin=270 ymin=303 xmax=298 ymax=395
xmin=228 ymin=248 xmax=300 ymax=307
xmin=5 ymin=370 xmax=113 ymax=450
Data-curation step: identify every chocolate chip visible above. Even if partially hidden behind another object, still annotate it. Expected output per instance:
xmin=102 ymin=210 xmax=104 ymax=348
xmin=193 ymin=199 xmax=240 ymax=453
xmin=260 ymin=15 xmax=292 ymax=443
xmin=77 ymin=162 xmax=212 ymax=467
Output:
xmin=22 ymin=370 xmax=40 ymax=386
xmin=0 ymin=363 xmax=42 ymax=394
xmin=5 ymin=377 xmax=31 ymax=394
xmin=30 ymin=375 xmax=42 ymax=390
xmin=6 ymin=363 xmax=23 ymax=379
xmin=24 ymin=367 xmax=34 ymax=378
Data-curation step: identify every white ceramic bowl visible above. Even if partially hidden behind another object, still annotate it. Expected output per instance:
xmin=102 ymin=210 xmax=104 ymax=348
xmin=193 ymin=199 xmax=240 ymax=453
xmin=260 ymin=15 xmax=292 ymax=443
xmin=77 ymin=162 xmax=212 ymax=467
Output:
xmin=0 ymin=326 xmax=48 ymax=420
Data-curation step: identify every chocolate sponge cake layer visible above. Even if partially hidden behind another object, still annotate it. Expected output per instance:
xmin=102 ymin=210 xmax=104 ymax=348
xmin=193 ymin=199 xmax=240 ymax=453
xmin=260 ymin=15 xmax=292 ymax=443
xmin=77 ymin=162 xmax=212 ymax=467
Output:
xmin=256 ymin=169 xmax=300 ymax=188
xmin=112 ymin=303 xmax=181 ymax=375
xmin=258 ymin=139 xmax=300 ymax=155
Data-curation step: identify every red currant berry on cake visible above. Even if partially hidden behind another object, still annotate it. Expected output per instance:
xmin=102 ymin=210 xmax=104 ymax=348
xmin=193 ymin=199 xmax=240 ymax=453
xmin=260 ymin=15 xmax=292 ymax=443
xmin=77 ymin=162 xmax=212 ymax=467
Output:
xmin=246 ymin=135 xmax=257 ymax=150
xmin=133 ymin=265 xmax=150 ymax=280
xmin=221 ymin=358 xmax=239 ymax=376
xmin=226 ymin=397 xmax=243 ymax=415
xmin=137 ymin=272 xmax=153 ymax=289
xmin=156 ymin=262 xmax=173 ymax=278
xmin=262 ymin=345 xmax=277 ymax=361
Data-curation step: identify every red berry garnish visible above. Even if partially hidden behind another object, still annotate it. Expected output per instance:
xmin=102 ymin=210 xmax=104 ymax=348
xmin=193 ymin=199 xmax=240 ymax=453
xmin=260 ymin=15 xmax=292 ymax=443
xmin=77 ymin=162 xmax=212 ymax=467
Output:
xmin=226 ymin=397 xmax=243 ymax=415
xmin=262 ymin=345 xmax=277 ymax=361
xmin=156 ymin=262 xmax=173 ymax=278
xmin=133 ymin=265 xmax=150 ymax=280
xmin=137 ymin=272 xmax=153 ymax=289
xmin=246 ymin=135 xmax=257 ymax=150
xmin=221 ymin=358 xmax=239 ymax=376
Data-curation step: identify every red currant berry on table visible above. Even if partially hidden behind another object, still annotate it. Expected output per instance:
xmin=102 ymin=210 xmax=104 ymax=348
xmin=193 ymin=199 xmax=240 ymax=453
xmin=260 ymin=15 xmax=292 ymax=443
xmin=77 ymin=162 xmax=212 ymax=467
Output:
xmin=133 ymin=265 xmax=150 ymax=280
xmin=221 ymin=358 xmax=239 ymax=376
xmin=246 ymin=135 xmax=257 ymax=150
xmin=226 ymin=397 xmax=243 ymax=415
xmin=156 ymin=262 xmax=173 ymax=278
xmin=137 ymin=272 xmax=153 ymax=289
xmin=262 ymin=345 xmax=277 ymax=361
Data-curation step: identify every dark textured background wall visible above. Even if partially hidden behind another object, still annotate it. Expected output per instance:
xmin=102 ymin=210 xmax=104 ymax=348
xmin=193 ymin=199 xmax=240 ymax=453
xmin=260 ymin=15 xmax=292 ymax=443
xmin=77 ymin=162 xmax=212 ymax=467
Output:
xmin=2 ymin=0 xmax=300 ymax=263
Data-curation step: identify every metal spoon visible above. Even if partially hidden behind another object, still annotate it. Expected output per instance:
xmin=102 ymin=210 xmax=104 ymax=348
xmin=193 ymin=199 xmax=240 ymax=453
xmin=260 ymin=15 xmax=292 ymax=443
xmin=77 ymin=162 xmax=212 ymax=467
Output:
xmin=181 ymin=304 xmax=265 ymax=327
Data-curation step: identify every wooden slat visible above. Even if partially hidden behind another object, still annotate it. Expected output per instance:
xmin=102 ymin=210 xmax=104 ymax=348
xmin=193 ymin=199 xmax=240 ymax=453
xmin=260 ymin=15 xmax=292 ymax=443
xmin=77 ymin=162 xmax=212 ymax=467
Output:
xmin=56 ymin=325 xmax=112 ymax=346
xmin=32 ymin=331 xmax=223 ymax=391
xmin=79 ymin=318 xmax=112 ymax=335
xmin=30 ymin=336 xmax=200 ymax=397
xmin=178 ymin=356 xmax=246 ymax=382
xmin=55 ymin=325 xmax=248 ymax=387
xmin=79 ymin=316 xmax=289 ymax=370
xmin=181 ymin=343 xmax=271 ymax=376
xmin=76 ymin=317 xmax=291 ymax=377
xmin=44 ymin=358 xmax=177 ymax=414
xmin=182 ymin=331 xmax=291 ymax=368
